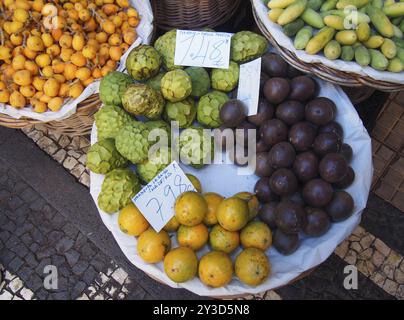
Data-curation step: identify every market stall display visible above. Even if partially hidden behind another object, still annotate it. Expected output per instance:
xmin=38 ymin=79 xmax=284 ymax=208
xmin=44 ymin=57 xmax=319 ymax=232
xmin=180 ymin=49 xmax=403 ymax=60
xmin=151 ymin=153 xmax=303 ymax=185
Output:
xmin=0 ymin=0 xmax=153 ymax=134
xmin=87 ymin=28 xmax=372 ymax=297
xmin=252 ymin=0 xmax=404 ymax=91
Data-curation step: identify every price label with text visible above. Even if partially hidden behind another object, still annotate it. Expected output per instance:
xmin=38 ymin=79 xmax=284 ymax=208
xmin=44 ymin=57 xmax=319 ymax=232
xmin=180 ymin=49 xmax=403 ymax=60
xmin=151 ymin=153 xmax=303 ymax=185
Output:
xmin=237 ymin=58 xmax=262 ymax=116
xmin=132 ymin=161 xmax=196 ymax=232
xmin=174 ymin=30 xmax=232 ymax=69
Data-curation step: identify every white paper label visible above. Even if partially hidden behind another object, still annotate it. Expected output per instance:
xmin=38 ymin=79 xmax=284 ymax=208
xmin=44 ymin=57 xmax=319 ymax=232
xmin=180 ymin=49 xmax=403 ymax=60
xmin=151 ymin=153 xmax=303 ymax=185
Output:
xmin=132 ymin=161 xmax=196 ymax=232
xmin=174 ymin=30 xmax=232 ymax=69
xmin=237 ymin=58 xmax=262 ymax=116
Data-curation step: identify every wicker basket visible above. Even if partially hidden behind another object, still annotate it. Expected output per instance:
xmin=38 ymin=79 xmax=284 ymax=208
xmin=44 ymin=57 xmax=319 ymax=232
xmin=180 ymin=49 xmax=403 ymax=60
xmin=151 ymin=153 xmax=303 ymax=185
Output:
xmin=151 ymin=0 xmax=242 ymax=30
xmin=251 ymin=1 xmax=404 ymax=92
xmin=0 ymin=95 xmax=101 ymax=136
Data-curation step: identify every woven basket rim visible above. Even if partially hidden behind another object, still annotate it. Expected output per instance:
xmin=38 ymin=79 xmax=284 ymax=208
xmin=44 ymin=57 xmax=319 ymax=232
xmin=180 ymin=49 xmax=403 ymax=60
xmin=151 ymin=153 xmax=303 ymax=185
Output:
xmin=251 ymin=1 xmax=404 ymax=92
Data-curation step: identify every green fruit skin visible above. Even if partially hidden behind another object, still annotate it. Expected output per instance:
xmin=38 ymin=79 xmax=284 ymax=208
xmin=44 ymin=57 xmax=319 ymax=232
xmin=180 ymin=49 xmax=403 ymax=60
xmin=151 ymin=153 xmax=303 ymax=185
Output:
xmin=364 ymin=35 xmax=385 ymax=48
xmin=323 ymin=15 xmax=345 ymax=30
xmin=355 ymin=45 xmax=371 ymax=66
xmin=211 ymin=61 xmax=240 ymax=92
xmin=161 ymin=69 xmax=193 ymax=103
xmin=283 ymin=18 xmax=305 ymax=37
xmin=381 ymin=39 xmax=397 ymax=59
xmin=164 ymin=98 xmax=196 ymax=128
xmin=393 ymin=25 xmax=403 ymax=38
xmin=392 ymin=17 xmax=403 ymax=26
xmin=185 ymin=67 xmax=210 ymax=97
xmin=94 ymin=105 xmax=133 ymax=140
xmin=394 ymin=36 xmax=404 ymax=48
xmin=335 ymin=30 xmax=358 ymax=45
xmin=356 ymin=22 xmax=371 ymax=42
xmin=341 ymin=45 xmax=355 ymax=61
xmin=125 ymin=45 xmax=162 ymax=81
xmin=306 ymin=26 xmax=336 ymax=54
xmin=301 ymin=8 xmax=325 ymax=28
xmin=397 ymin=47 xmax=404 ymax=62
xmin=87 ymin=138 xmax=128 ymax=174
xmin=99 ymin=71 xmax=133 ymax=107
xmin=321 ymin=0 xmax=338 ymax=11
xmin=387 ymin=57 xmax=404 ymax=72
xmin=146 ymin=73 xmax=165 ymax=92
xmin=231 ymin=31 xmax=268 ymax=63
xmin=137 ymin=147 xmax=171 ymax=183
xmin=400 ymin=19 xmax=404 ymax=33
xmin=383 ymin=3 xmax=404 ymax=18
xmin=145 ymin=120 xmax=171 ymax=145
xmin=336 ymin=0 xmax=369 ymax=9
xmin=294 ymin=26 xmax=314 ymax=49
xmin=197 ymin=91 xmax=229 ymax=128
xmin=307 ymin=0 xmax=323 ymax=11
xmin=369 ymin=49 xmax=389 ymax=70
xmin=371 ymin=0 xmax=383 ymax=9
xmin=324 ymin=40 xmax=342 ymax=59
xmin=277 ymin=0 xmax=308 ymax=26
xmin=367 ymin=5 xmax=395 ymax=38
xmin=154 ymin=29 xmax=182 ymax=71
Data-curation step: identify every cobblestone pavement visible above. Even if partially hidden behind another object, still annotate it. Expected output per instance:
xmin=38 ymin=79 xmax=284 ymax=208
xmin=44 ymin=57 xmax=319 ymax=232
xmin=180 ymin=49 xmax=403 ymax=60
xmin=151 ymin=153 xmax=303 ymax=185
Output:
xmin=1 ymin=110 xmax=403 ymax=300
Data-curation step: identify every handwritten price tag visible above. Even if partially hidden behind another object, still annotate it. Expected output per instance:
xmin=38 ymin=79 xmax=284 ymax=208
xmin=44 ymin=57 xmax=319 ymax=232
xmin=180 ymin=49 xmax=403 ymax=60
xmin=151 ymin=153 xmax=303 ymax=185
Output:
xmin=132 ymin=161 xmax=196 ymax=232
xmin=237 ymin=58 xmax=262 ymax=116
xmin=174 ymin=30 xmax=232 ymax=69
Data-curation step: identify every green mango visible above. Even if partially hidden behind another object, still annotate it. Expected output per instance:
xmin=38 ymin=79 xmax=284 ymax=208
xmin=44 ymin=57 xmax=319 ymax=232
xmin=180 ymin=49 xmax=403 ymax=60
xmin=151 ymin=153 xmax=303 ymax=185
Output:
xmin=369 ymin=49 xmax=389 ymax=70
xmin=355 ymin=45 xmax=371 ymax=66
xmin=341 ymin=45 xmax=355 ymax=60
xmin=301 ymin=8 xmax=325 ymax=28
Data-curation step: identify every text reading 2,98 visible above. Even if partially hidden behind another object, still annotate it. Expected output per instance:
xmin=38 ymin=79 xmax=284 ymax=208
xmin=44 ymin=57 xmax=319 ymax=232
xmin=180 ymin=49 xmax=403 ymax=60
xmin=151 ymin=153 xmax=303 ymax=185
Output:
xmin=174 ymin=30 xmax=233 ymax=69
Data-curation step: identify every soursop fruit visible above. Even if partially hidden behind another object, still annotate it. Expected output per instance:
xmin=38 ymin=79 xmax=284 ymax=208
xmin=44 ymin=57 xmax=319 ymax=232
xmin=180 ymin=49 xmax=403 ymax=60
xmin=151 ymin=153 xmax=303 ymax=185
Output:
xmin=98 ymin=168 xmax=140 ymax=214
xmin=178 ymin=126 xmax=214 ymax=169
xmin=164 ymin=98 xmax=196 ymax=129
xmin=145 ymin=120 xmax=171 ymax=145
xmin=160 ymin=69 xmax=192 ymax=102
xmin=122 ymin=83 xmax=165 ymax=119
xmin=185 ymin=67 xmax=210 ymax=97
xmin=126 ymin=45 xmax=162 ymax=81
xmin=86 ymin=138 xmax=127 ymax=174
xmin=154 ymin=29 xmax=182 ymax=71
xmin=94 ymin=105 xmax=133 ymax=140
xmin=197 ymin=91 xmax=229 ymax=128
xmin=99 ymin=71 xmax=133 ymax=106
xmin=211 ymin=61 xmax=239 ymax=92
xmin=137 ymin=147 xmax=172 ymax=183
xmin=146 ymin=72 xmax=166 ymax=92
xmin=115 ymin=122 xmax=151 ymax=164
xmin=231 ymin=31 xmax=268 ymax=63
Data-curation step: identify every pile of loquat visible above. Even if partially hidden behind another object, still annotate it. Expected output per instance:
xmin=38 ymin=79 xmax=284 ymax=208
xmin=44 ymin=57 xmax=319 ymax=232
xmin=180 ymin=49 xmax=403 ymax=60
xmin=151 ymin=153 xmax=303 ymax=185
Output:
xmin=0 ymin=0 xmax=139 ymax=113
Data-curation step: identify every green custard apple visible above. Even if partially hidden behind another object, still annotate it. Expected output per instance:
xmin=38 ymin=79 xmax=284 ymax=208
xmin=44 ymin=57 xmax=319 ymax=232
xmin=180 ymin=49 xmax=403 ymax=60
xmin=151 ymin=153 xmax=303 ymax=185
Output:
xmin=122 ymin=83 xmax=165 ymax=119
xmin=94 ymin=105 xmax=133 ymax=140
xmin=197 ymin=91 xmax=229 ymax=128
xmin=154 ymin=29 xmax=182 ymax=71
xmin=164 ymin=98 xmax=196 ymax=129
xmin=231 ymin=31 xmax=268 ymax=63
xmin=126 ymin=45 xmax=162 ymax=81
xmin=115 ymin=122 xmax=151 ymax=164
xmin=86 ymin=138 xmax=127 ymax=174
xmin=178 ymin=126 xmax=214 ymax=169
xmin=99 ymin=71 xmax=133 ymax=106
xmin=137 ymin=147 xmax=172 ymax=183
xmin=98 ymin=168 xmax=140 ymax=214
xmin=145 ymin=120 xmax=171 ymax=146
xmin=211 ymin=61 xmax=240 ymax=92
xmin=160 ymin=69 xmax=192 ymax=102
xmin=146 ymin=72 xmax=166 ymax=92
xmin=185 ymin=67 xmax=210 ymax=97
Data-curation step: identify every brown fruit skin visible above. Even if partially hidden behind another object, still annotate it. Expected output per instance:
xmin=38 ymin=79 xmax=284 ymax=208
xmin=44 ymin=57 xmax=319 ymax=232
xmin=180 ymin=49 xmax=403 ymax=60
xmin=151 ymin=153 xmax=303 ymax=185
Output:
xmin=263 ymin=77 xmax=290 ymax=104
xmin=269 ymin=169 xmax=298 ymax=196
xmin=319 ymin=153 xmax=348 ymax=184
xmin=273 ymin=229 xmax=300 ymax=255
xmin=275 ymin=202 xmax=306 ymax=234
xmin=302 ymin=179 xmax=334 ymax=208
xmin=254 ymin=177 xmax=280 ymax=203
xmin=326 ymin=191 xmax=354 ymax=222
xmin=255 ymin=152 xmax=274 ymax=177
xmin=248 ymin=99 xmax=274 ymax=126
xmin=256 ymin=140 xmax=270 ymax=153
xmin=319 ymin=121 xmax=343 ymax=139
xmin=220 ymin=99 xmax=246 ymax=128
xmin=260 ymin=119 xmax=288 ymax=146
xmin=293 ymin=151 xmax=319 ymax=182
xmin=334 ymin=166 xmax=355 ymax=189
xmin=289 ymin=76 xmax=317 ymax=102
xmin=262 ymin=53 xmax=289 ymax=77
xmin=275 ymin=100 xmax=305 ymax=125
xmin=259 ymin=202 xmax=279 ymax=229
xmin=305 ymin=97 xmax=336 ymax=126
xmin=313 ymin=132 xmax=341 ymax=156
xmin=303 ymin=207 xmax=330 ymax=237
xmin=289 ymin=122 xmax=317 ymax=152
xmin=268 ymin=141 xmax=296 ymax=169
xmin=340 ymin=143 xmax=353 ymax=163
xmin=282 ymin=191 xmax=305 ymax=207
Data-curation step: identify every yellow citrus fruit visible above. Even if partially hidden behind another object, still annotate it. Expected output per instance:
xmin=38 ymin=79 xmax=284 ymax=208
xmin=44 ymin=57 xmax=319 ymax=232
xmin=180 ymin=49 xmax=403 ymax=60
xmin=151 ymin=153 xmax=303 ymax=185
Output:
xmin=177 ymin=224 xmax=209 ymax=251
xmin=209 ymin=224 xmax=240 ymax=254
xmin=240 ymin=221 xmax=272 ymax=251
xmin=198 ymin=251 xmax=233 ymax=288
xmin=234 ymin=192 xmax=259 ymax=220
xmin=235 ymin=248 xmax=270 ymax=286
xmin=175 ymin=191 xmax=207 ymax=226
xmin=118 ymin=204 xmax=149 ymax=237
xmin=216 ymin=197 xmax=249 ymax=231
xmin=186 ymin=174 xmax=202 ymax=193
xmin=163 ymin=216 xmax=180 ymax=232
xmin=203 ymin=192 xmax=223 ymax=226
xmin=137 ymin=228 xmax=171 ymax=264
xmin=164 ymin=247 xmax=198 ymax=283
